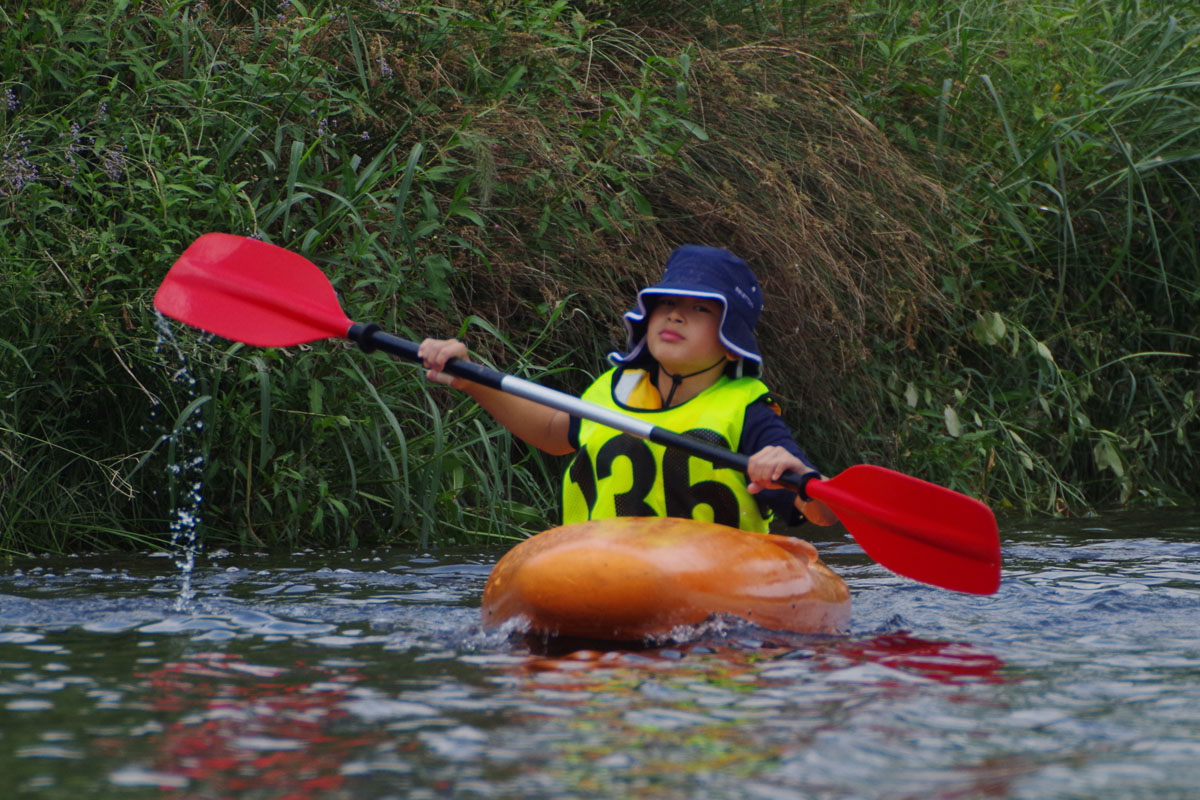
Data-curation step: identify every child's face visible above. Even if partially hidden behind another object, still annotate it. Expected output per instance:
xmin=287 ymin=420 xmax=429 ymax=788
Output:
xmin=645 ymin=295 xmax=732 ymax=373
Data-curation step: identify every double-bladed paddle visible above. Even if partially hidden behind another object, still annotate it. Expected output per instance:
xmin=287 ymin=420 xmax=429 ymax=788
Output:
xmin=154 ymin=233 xmax=1002 ymax=594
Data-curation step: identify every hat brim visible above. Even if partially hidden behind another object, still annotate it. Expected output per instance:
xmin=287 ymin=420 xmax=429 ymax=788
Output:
xmin=609 ymin=287 xmax=762 ymax=376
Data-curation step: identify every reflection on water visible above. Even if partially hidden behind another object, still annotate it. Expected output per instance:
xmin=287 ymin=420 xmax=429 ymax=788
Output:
xmin=1 ymin=509 xmax=1198 ymax=799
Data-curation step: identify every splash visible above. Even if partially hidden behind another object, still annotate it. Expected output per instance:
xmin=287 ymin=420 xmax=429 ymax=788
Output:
xmin=152 ymin=312 xmax=211 ymax=612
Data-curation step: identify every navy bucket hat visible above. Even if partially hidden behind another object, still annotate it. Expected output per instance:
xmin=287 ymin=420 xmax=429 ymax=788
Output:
xmin=609 ymin=244 xmax=764 ymax=377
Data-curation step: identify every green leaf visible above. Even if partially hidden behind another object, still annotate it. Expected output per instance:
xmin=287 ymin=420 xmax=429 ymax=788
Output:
xmin=422 ymin=253 xmax=453 ymax=309
xmin=308 ymin=380 xmax=323 ymax=414
xmin=452 ymin=208 xmax=486 ymax=227
xmin=495 ymin=64 xmax=526 ymax=99
xmin=1092 ymin=438 xmax=1125 ymax=477
xmin=972 ymin=311 xmax=1007 ymax=346
xmin=944 ymin=405 xmax=962 ymax=438
xmin=677 ymin=119 xmax=708 ymax=141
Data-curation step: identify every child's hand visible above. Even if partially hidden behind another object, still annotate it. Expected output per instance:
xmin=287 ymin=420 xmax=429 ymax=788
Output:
xmin=746 ymin=445 xmax=838 ymax=526
xmin=746 ymin=445 xmax=814 ymax=494
xmin=417 ymin=338 xmax=469 ymax=387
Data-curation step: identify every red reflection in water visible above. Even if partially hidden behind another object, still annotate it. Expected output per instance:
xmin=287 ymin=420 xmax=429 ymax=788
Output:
xmin=517 ymin=632 xmax=1008 ymax=686
xmin=828 ymin=633 xmax=1009 ymax=684
xmin=102 ymin=652 xmax=384 ymax=798
xmin=512 ymin=635 xmax=1013 ymax=799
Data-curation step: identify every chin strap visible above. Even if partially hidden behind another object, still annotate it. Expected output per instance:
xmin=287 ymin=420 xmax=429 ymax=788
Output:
xmin=659 ymin=357 xmax=728 ymax=407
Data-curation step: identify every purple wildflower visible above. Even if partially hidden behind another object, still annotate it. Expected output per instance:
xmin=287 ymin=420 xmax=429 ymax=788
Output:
xmin=102 ymin=140 xmax=128 ymax=181
xmin=378 ymin=57 xmax=394 ymax=79
xmin=60 ymin=121 xmax=85 ymax=187
xmin=1 ymin=134 xmax=38 ymax=197
xmin=4 ymin=88 xmax=17 ymax=111
xmin=317 ymin=116 xmax=338 ymax=138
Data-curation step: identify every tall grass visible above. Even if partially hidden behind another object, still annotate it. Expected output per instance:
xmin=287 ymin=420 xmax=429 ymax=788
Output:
xmin=1 ymin=0 xmax=1195 ymax=553
xmin=844 ymin=0 xmax=1199 ymax=510
xmin=0 ymin=0 xmax=575 ymax=552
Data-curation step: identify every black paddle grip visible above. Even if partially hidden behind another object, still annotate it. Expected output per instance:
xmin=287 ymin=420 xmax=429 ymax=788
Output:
xmin=349 ymin=323 xmax=385 ymax=353
xmin=347 ymin=323 xmax=505 ymax=390
xmin=782 ymin=470 xmax=817 ymax=502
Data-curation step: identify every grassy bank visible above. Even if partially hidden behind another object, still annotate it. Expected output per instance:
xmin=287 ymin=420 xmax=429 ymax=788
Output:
xmin=843 ymin=0 xmax=1199 ymax=510
xmin=1 ymin=0 xmax=1195 ymax=553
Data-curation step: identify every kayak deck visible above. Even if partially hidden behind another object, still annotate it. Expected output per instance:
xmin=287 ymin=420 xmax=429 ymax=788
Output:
xmin=481 ymin=517 xmax=850 ymax=640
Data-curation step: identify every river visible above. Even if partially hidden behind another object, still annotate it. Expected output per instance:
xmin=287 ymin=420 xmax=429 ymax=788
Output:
xmin=2 ymin=508 xmax=1198 ymax=799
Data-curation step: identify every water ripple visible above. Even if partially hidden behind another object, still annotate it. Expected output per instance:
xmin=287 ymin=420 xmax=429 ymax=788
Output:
xmin=0 ymin=510 xmax=1198 ymax=799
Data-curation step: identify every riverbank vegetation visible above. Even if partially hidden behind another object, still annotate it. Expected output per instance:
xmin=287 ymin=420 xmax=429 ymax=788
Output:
xmin=1 ymin=0 xmax=1196 ymax=553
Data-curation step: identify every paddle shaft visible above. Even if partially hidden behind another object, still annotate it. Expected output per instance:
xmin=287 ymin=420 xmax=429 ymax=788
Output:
xmin=350 ymin=324 xmax=997 ymax=588
xmin=154 ymin=233 xmax=1000 ymax=594
xmin=347 ymin=324 xmax=812 ymax=496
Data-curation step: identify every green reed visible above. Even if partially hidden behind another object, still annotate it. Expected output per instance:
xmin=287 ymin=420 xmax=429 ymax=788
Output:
xmin=0 ymin=0 xmax=574 ymax=551
xmin=843 ymin=0 xmax=1199 ymax=511
xmin=1 ymin=0 xmax=1195 ymax=553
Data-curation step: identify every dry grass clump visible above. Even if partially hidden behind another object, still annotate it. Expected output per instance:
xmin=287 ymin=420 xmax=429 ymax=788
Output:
xmin=404 ymin=17 xmax=950 ymax=460
xmin=658 ymin=42 xmax=947 ymax=430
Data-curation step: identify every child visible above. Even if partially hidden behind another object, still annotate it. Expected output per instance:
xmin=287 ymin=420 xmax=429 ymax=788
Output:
xmin=418 ymin=244 xmax=836 ymax=530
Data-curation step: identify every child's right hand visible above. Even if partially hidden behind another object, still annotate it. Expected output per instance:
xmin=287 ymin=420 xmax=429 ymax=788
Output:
xmin=417 ymin=338 xmax=469 ymax=387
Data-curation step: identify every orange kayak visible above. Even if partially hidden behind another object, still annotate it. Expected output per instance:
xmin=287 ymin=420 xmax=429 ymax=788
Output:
xmin=481 ymin=517 xmax=850 ymax=640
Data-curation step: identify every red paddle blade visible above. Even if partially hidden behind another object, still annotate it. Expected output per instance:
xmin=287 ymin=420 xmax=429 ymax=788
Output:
xmin=154 ymin=233 xmax=353 ymax=346
xmin=807 ymin=465 xmax=1002 ymax=594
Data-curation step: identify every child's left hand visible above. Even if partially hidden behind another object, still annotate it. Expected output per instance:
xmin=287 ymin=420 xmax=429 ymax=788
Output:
xmin=746 ymin=446 xmax=838 ymax=526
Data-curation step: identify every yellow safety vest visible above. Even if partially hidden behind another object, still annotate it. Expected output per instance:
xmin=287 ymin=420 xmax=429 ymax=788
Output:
xmin=562 ymin=368 xmax=774 ymax=532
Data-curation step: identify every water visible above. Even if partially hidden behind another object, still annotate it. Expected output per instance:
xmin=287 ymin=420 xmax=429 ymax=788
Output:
xmin=2 ymin=509 xmax=1198 ymax=799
